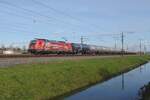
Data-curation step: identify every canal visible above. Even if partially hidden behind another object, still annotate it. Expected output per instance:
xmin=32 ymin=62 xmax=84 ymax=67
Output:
xmin=65 ymin=62 xmax=150 ymax=100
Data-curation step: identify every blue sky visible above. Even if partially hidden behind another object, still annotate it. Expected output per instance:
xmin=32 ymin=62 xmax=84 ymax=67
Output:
xmin=0 ymin=0 xmax=149 ymax=51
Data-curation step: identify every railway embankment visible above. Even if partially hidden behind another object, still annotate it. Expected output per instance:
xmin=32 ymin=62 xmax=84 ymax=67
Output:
xmin=0 ymin=55 xmax=149 ymax=100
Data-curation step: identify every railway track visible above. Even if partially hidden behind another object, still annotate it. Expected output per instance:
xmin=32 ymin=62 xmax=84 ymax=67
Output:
xmin=0 ymin=53 xmax=136 ymax=58
xmin=0 ymin=54 xmax=67 ymax=58
xmin=0 ymin=54 xmax=100 ymax=58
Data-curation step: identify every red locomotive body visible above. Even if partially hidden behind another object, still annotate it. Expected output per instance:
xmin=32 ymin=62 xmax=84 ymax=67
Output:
xmin=28 ymin=39 xmax=72 ymax=54
xmin=29 ymin=39 xmax=45 ymax=52
xmin=45 ymin=40 xmax=72 ymax=52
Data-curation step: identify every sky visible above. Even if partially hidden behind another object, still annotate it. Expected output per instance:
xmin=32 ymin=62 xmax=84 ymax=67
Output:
xmin=0 ymin=0 xmax=149 ymax=51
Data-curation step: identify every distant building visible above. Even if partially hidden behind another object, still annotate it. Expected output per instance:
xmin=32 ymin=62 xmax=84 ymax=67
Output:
xmin=0 ymin=46 xmax=25 ymax=55
xmin=3 ymin=49 xmax=23 ymax=55
xmin=3 ymin=50 xmax=15 ymax=55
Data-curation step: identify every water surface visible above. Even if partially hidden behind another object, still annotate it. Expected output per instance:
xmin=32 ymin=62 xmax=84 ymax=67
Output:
xmin=65 ymin=62 xmax=150 ymax=100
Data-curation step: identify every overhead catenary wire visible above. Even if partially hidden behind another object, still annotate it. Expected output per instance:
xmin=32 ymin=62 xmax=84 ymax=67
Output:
xmin=0 ymin=5 xmax=83 ymax=34
xmin=31 ymin=0 xmax=106 ymax=32
xmin=0 ymin=6 xmax=52 ymax=26
xmin=0 ymin=5 xmax=61 ymax=27
xmin=0 ymin=22 xmax=40 ymax=34
xmin=0 ymin=0 xmax=96 ymax=32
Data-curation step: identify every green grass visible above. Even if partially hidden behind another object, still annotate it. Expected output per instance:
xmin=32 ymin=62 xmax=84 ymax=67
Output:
xmin=0 ymin=55 xmax=149 ymax=100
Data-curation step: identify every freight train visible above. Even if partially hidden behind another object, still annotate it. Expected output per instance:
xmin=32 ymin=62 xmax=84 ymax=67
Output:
xmin=28 ymin=38 xmax=135 ymax=55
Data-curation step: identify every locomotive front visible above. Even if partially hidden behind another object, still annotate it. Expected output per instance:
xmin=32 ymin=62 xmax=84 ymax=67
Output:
xmin=28 ymin=39 xmax=46 ymax=54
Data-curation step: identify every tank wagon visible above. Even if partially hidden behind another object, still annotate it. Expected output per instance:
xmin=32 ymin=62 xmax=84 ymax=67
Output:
xmin=28 ymin=39 xmax=136 ymax=55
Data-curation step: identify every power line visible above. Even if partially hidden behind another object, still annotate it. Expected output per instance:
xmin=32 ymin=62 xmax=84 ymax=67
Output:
xmin=0 ymin=6 xmax=58 ymax=26
xmin=0 ymin=22 xmax=30 ymax=30
xmin=0 ymin=1 xmax=56 ymax=23
xmin=0 ymin=0 xmax=95 ymax=32
xmin=140 ymin=39 xmax=142 ymax=56
xmin=31 ymin=0 xmax=82 ymax=21
xmin=0 ymin=6 xmax=83 ymax=33
xmin=0 ymin=25 xmax=39 ymax=34
xmin=121 ymin=32 xmax=124 ymax=56
xmin=31 ymin=0 xmax=106 ymax=32
xmin=80 ymin=36 xmax=88 ymax=53
xmin=0 ymin=1 xmax=55 ymax=21
xmin=144 ymin=45 xmax=147 ymax=54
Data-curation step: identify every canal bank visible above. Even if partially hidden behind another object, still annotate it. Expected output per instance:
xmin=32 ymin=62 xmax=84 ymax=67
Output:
xmin=65 ymin=60 xmax=150 ymax=100
xmin=0 ymin=56 xmax=149 ymax=100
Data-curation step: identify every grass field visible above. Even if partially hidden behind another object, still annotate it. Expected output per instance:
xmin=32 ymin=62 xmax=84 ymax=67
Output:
xmin=0 ymin=55 xmax=149 ymax=100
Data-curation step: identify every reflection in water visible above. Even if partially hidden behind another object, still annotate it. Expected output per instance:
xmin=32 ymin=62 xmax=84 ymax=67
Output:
xmin=138 ymin=82 xmax=150 ymax=100
xmin=66 ymin=63 xmax=150 ymax=100
xmin=144 ymin=64 xmax=147 ymax=71
xmin=122 ymin=74 xmax=125 ymax=90
xmin=140 ymin=66 xmax=142 ymax=73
